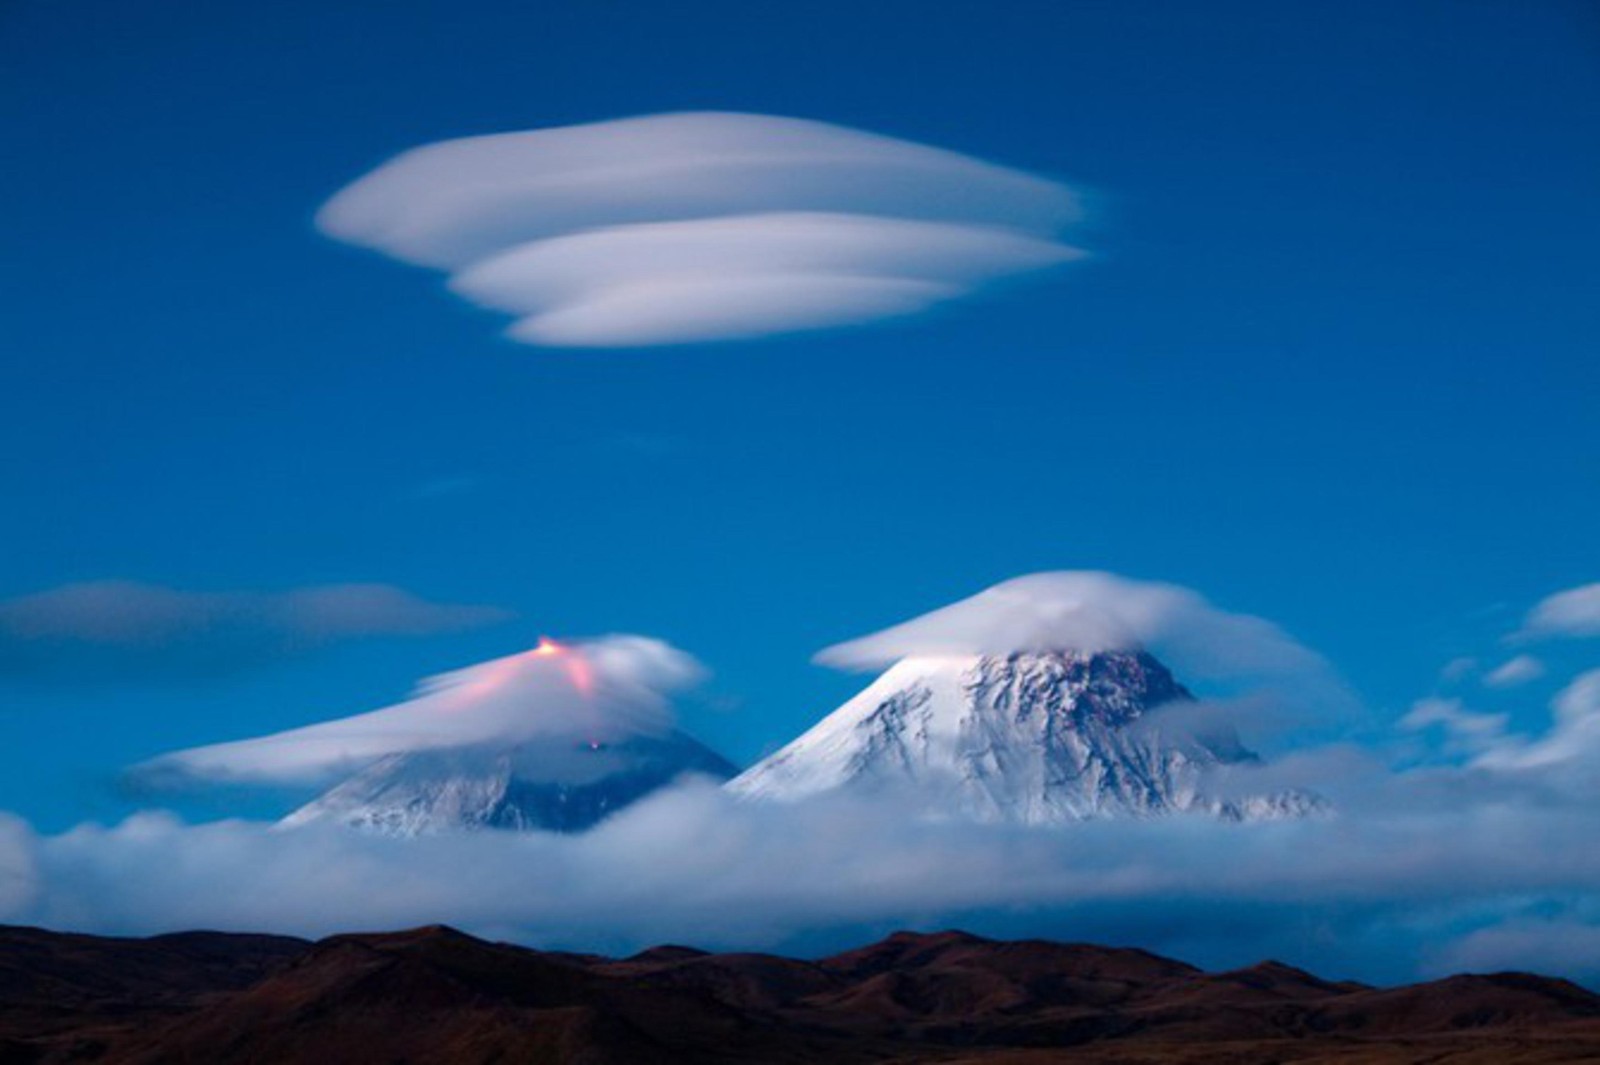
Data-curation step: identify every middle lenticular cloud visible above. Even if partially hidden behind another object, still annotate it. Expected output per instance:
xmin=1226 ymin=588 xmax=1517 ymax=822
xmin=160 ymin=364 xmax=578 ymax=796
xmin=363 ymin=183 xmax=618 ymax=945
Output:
xmin=317 ymin=112 xmax=1085 ymax=347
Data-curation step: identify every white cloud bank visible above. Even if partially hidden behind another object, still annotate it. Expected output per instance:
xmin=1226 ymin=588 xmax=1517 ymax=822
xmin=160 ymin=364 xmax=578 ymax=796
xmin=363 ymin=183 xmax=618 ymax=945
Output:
xmin=5 ymin=762 xmax=1600 ymax=986
xmin=317 ymin=112 xmax=1084 ymax=346
xmin=134 ymin=635 xmax=704 ymax=788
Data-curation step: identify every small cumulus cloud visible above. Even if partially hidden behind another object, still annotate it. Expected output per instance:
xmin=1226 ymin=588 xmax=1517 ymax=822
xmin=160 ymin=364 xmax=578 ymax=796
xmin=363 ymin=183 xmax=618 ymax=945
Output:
xmin=0 ymin=581 xmax=511 ymax=683
xmin=317 ymin=112 xmax=1084 ymax=347
xmin=1483 ymin=653 xmax=1545 ymax=688
xmin=1517 ymin=581 xmax=1600 ymax=641
xmin=132 ymin=636 xmax=704 ymax=789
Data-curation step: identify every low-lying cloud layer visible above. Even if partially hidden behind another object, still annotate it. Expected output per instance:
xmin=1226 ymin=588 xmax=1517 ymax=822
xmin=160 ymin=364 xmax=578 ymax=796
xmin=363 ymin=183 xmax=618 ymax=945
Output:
xmin=3 ymin=757 xmax=1599 ymax=986
xmin=0 ymin=581 xmax=511 ymax=682
xmin=318 ymin=112 xmax=1084 ymax=346
xmin=134 ymin=635 xmax=703 ymax=788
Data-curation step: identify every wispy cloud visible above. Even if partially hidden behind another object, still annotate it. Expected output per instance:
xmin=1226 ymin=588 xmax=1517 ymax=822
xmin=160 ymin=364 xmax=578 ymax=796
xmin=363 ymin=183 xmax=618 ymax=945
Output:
xmin=1399 ymin=696 xmax=1509 ymax=756
xmin=1475 ymin=669 xmax=1600 ymax=771
xmin=318 ymin=112 xmax=1084 ymax=347
xmin=1483 ymin=653 xmax=1545 ymax=688
xmin=0 ymin=581 xmax=511 ymax=683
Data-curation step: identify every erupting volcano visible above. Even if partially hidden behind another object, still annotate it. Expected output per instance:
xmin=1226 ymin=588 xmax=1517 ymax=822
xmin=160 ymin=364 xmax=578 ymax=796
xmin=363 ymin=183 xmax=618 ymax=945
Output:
xmin=278 ymin=638 xmax=736 ymax=836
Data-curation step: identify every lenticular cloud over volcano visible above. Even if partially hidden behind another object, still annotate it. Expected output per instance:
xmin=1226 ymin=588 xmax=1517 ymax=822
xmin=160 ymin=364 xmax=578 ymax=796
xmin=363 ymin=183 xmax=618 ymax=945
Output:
xmin=134 ymin=636 xmax=704 ymax=788
xmin=816 ymin=572 xmax=1336 ymax=688
xmin=316 ymin=112 xmax=1085 ymax=346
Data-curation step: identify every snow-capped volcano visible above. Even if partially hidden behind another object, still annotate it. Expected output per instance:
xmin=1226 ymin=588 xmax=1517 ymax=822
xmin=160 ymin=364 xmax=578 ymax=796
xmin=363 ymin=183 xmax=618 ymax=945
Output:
xmin=282 ymin=731 xmax=736 ymax=836
xmin=729 ymin=649 xmax=1320 ymax=822
xmin=265 ymin=638 xmax=737 ymax=836
xmin=133 ymin=635 xmax=737 ymax=837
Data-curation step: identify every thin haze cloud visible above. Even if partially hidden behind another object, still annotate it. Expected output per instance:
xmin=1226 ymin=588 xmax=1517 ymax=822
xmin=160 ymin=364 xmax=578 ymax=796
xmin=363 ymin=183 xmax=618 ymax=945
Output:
xmin=317 ymin=112 xmax=1086 ymax=346
xmin=0 ymin=581 xmax=511 ymax=682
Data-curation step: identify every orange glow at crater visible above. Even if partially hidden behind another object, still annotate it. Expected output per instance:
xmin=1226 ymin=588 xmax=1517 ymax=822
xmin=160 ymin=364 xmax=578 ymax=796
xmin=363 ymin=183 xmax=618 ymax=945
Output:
xmin=526 ymin=637 xmax=594 ymax=697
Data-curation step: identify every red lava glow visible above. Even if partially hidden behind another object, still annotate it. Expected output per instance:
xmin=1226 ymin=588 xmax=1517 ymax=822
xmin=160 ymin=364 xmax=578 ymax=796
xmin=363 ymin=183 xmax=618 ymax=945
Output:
xmin=446 ymin=638 xmax=595 ymax=711
xmin=563 ymin=654 xmax=595 ymax=697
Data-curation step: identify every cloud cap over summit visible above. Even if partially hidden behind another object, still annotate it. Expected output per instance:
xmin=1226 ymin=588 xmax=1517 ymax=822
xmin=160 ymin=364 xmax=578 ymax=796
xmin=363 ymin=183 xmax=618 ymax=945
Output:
xmin=132 ymin=636 xmax=705 ymax=789
xmin=816 ymin=571 xmax=1332 ymax=682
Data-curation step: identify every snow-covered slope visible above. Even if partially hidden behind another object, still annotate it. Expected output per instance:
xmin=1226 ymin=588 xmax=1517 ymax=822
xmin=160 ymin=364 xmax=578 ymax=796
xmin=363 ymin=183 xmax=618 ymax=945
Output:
xmin=729 ymin=650 xmax=1320 ymax=822
xmin=283 ymin=731 xmax=735 ymax=836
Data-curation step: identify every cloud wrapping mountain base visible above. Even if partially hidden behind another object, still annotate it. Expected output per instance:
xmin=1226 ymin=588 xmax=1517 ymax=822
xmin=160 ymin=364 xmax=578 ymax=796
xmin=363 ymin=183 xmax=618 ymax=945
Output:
xmin=3 ymin=772 xmax=1598 ymax=988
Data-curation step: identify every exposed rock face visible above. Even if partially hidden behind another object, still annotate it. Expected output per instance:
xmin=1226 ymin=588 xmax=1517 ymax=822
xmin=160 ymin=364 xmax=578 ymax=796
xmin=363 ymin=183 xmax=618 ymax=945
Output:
xmin=731 ymin=650 xmax=1323 ymax=822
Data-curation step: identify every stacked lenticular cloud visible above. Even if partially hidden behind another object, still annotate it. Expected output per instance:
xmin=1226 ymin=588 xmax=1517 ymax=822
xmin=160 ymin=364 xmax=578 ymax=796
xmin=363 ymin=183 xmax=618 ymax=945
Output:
xmin=316 ymin=112 xmax=1085 ymax=346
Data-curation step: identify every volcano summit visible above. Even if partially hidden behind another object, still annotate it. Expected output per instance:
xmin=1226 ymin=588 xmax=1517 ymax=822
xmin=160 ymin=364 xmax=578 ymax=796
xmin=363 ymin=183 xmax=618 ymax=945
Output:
xmin=731 ymin=649 xmax=1321 ymax=823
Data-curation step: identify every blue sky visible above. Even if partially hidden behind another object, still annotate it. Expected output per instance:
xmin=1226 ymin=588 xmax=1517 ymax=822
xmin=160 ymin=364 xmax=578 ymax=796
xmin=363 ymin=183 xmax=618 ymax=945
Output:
xmin=1 ymin=0 xmax=1597 ymax=840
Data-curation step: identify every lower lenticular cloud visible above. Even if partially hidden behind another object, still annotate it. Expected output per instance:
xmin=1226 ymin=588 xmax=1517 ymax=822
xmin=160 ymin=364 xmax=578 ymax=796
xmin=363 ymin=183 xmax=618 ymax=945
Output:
xmin=317 ymin=112 xmax=1085 ymax=347
xmin=133 ymin=636 xmax=704 ymax=788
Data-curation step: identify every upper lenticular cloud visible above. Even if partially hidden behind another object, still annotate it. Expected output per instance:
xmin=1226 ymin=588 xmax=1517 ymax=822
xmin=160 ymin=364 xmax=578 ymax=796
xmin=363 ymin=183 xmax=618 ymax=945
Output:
xmin=317 ymin=112 xmax=1085 ymax=346
xmin=815 ymin=572 xmax=1333 ymax=686
xmin=133 ymin=635 xmax=705 ymax=787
